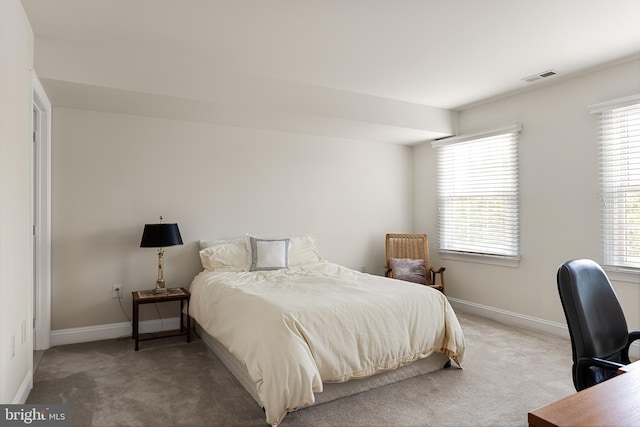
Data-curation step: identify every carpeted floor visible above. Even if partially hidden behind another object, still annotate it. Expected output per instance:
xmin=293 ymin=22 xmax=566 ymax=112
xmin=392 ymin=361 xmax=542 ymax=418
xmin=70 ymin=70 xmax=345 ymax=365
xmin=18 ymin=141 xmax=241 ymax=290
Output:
xmin=27 ymin=312 xmax=575 ymax=426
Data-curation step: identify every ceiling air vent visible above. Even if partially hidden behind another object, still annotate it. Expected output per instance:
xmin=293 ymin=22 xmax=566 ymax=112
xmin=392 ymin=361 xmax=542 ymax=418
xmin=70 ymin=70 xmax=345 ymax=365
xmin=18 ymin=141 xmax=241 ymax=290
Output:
xmin=522 ymin=70 xmax=557 ymax=83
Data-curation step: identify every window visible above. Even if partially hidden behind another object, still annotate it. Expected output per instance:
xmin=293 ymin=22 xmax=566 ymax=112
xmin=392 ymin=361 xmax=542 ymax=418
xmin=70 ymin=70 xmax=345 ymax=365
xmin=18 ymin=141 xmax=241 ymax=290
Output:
xmin=592 ymin=95 xmax=640 ymax=270
xmin=432 ymin=124 xmax=521 ymax=262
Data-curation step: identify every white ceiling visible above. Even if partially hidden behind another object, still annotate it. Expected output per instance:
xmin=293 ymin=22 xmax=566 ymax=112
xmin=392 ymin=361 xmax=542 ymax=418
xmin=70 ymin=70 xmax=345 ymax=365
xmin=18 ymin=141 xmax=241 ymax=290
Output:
xmin=20 ymin=0 xmax=640 ymax=142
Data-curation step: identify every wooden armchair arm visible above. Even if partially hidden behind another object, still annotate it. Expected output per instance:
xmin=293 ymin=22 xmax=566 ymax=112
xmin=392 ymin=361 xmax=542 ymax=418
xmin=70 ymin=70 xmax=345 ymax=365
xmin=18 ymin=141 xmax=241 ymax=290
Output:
xmin=429 ymin=266 xmax=446 ymax=295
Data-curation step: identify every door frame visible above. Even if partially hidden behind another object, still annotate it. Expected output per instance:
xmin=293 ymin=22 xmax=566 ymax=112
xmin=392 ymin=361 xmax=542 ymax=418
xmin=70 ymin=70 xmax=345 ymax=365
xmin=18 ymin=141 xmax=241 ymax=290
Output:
xmin=31 ymin=71 xmax=51 ymax=351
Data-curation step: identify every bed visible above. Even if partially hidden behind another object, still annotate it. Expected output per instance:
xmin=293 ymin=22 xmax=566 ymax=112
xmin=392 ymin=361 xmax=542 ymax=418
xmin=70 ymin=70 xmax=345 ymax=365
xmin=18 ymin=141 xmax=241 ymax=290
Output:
xmin=189 ymin=235 xmax=466 ymax=426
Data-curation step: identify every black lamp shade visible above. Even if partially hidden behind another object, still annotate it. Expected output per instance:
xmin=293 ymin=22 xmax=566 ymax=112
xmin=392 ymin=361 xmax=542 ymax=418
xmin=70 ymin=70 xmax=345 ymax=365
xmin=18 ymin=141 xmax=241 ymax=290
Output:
xmin=140 ymin=223 xmax=183 ymax=248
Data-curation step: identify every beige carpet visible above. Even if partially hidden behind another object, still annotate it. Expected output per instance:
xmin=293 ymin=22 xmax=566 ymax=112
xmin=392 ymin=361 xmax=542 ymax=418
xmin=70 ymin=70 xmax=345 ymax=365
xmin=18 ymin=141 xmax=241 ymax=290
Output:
xmin=27 ymin=312 xmax=575 ymax=426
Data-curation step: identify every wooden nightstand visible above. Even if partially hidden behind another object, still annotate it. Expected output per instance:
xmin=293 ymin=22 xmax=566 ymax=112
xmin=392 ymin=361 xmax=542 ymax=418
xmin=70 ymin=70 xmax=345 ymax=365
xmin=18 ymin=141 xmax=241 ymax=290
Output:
xmin=132 ymin=287 xmax=191 ymax=351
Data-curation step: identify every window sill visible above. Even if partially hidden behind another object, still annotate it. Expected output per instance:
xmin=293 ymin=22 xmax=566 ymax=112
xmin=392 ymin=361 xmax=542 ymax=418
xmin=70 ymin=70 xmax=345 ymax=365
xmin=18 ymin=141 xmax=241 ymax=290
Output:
xmin=440 ymin=251 xmax=520 ymax=268
xmin=603 ymin=266 xmax=640 ymax=284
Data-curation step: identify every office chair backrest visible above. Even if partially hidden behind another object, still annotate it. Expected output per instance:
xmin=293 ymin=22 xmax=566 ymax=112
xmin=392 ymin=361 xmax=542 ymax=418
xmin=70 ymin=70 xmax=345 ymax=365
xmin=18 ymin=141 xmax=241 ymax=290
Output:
xmin=557 ymin=259 xmax=629 ymax=379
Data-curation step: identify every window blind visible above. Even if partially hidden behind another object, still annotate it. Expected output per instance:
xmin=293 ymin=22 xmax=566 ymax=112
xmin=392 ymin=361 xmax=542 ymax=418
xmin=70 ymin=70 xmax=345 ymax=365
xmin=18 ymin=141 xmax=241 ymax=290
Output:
xmin=434 ymin=125 xmax=520 ymax=258
xmin=598 ymin=100 xmax=640 ymax=269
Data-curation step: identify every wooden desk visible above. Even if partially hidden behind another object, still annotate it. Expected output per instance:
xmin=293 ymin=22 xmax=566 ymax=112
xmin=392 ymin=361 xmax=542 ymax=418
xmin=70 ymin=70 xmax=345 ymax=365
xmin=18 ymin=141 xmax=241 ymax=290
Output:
xmin=528 ymin=367 xmax=640 ymax=427
xmin=619 ymin=359 xmax=640 ymax=374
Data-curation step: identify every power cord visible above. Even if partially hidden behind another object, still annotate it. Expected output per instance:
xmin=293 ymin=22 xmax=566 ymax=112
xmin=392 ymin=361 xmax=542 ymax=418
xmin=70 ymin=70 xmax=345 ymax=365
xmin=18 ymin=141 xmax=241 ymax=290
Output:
xmin=115 ymin=288 xmax=132 ymax=341
xmin=152 ymin=303 xmax=165 ymax=336
xmin=115 ymin=288 xmax=131 ymax=324
xmin=114 ymin=289 xmax=165 ymax=341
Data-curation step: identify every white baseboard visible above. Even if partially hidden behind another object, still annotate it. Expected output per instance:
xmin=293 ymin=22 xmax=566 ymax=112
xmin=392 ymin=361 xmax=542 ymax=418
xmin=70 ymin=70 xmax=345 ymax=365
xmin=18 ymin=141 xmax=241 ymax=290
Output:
xmin=448 ymin=297 xmax=640 ymax=359
xmin=12 ymin=370 xmax=32 ymax=404
xmin=447 ymin=297 xmax=570 ymax=338
xmin=50 ymin=317 xmax=181 ymax=347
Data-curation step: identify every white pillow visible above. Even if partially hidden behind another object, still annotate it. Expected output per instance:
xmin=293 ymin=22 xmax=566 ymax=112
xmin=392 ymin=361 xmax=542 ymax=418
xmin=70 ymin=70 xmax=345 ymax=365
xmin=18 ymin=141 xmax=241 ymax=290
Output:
xmin=248 ymin=236 xmax=290 ymax=271
xmin=199 ymin=241 xmax=249 ymax=272
xmin=288 ymin=235 xmax=324 ymax=266
xmin=199 ymin=237 xmax=245 ymax=250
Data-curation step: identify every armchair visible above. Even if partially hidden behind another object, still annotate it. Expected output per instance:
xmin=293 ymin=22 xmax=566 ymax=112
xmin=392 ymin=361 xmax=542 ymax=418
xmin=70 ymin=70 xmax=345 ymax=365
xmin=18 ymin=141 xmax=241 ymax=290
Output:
xmin=385 ymin=233 xmax=445 ymax=294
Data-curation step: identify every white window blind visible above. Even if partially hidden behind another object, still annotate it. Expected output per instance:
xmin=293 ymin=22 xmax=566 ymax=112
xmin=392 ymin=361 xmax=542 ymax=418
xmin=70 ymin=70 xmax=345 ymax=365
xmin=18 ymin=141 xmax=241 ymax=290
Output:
xmin=433 ymin=125 xmax=520 ymax=258
xmin=595 ymin=97 xmax=640 ymax=269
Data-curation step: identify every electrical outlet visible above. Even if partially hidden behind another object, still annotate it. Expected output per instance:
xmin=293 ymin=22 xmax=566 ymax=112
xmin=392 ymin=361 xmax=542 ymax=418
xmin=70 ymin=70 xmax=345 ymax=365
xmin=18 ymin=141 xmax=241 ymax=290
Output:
xmin=112 ymin=284 xmax=122 ymax=299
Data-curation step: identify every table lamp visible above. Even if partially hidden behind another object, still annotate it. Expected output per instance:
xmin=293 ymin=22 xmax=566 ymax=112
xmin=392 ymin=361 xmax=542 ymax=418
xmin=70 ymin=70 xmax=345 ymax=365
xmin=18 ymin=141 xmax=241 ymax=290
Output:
xmin=140 ymin=216 xmax=183 ymax=294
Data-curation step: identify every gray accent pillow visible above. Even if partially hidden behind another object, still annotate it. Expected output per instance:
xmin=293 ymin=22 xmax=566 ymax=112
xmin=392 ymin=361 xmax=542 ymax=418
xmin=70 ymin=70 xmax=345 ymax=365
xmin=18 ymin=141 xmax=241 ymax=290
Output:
xmin=390 ymin=258 xmax=427 ymax=285
xmin=249 ymin=236 xmax=290 ymax=271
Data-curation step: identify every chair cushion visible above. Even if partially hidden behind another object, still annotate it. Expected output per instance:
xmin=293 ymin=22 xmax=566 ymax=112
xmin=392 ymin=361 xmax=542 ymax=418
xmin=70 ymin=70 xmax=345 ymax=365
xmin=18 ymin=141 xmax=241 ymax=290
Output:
xmin=390 ymin=258 xmax=427 ymax=285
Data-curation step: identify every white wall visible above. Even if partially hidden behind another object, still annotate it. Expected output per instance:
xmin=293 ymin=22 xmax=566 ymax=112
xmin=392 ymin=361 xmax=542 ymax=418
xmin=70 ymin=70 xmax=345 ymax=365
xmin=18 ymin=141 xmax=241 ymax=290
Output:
xmin=51 ymin=108 xmax=413 ymax=330
xmin=415 ymin=58 xmax=640 ymax=330
xmin=0 ymin=0 xmax=34 ymax=403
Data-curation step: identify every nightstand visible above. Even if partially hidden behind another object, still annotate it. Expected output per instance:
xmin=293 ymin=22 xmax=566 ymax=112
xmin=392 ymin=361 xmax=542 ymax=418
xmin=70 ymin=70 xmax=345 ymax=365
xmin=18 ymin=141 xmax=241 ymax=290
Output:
xmin=132 ymin=287 xmax=191 ymax=351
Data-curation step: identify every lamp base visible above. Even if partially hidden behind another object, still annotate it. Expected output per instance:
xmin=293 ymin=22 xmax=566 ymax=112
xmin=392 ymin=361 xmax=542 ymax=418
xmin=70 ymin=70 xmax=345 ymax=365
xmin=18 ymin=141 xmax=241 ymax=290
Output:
xmin=154 ymin=279 xmax=167 ymax=295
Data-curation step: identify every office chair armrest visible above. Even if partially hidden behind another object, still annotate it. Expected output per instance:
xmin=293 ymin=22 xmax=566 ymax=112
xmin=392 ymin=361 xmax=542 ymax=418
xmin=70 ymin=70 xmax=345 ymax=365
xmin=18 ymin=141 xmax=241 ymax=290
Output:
xmin=581 ymin=357 xmax=624 ymax=370
xmin=622 ymin=331 xmax=640 ymax=364
xmin=576 ymin=357 xmax=624 ymax=390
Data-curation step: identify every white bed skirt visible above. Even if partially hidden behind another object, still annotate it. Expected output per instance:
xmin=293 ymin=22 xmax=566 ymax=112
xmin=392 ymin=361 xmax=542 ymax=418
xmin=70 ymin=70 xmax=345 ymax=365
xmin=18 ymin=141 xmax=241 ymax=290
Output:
xmin=195 ymin=322 xmax=450 ymax=409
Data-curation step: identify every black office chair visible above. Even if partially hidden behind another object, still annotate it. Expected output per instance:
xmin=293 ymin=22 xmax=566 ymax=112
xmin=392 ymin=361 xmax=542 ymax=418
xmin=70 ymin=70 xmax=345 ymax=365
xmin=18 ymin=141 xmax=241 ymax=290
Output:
xmin=557 ymin=259 xmax=640 ymax=391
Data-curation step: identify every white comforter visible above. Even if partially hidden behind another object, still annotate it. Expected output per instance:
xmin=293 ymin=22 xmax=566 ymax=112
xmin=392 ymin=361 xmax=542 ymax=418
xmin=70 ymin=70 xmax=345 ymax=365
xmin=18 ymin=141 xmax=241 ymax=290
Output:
xmin=189 ymin=262 xmax=465 ymax=426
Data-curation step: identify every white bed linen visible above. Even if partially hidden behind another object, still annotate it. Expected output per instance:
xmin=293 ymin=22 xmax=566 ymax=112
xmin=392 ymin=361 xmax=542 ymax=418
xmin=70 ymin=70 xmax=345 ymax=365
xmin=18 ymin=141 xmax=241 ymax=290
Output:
xmin=189 ymin=262 xmax=465 ymax=426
